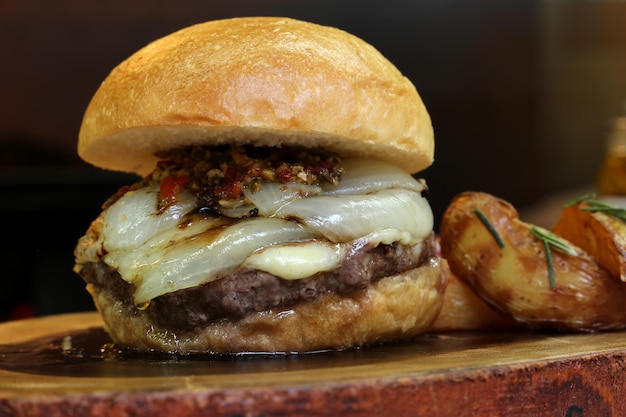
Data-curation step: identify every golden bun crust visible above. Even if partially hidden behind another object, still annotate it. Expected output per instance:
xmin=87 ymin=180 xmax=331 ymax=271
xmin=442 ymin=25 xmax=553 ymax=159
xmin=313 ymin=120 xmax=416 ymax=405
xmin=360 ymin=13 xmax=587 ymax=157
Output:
xmin=78 ymin=17 xmax=434 ymax=176
xmin=87 ymin=260 xmax=445 ymax=354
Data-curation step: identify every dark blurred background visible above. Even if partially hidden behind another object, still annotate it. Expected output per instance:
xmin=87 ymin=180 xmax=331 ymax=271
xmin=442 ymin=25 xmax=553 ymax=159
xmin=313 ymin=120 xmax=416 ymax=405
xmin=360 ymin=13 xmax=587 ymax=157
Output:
xmin=2 ymin=0 xmax=626 ymax=320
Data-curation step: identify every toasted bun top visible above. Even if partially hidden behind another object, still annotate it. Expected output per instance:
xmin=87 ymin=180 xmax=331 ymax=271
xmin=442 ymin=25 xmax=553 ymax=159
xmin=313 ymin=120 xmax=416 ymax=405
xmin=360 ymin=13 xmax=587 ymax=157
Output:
xmin=78 ymin=17 xmax=434 ymax=176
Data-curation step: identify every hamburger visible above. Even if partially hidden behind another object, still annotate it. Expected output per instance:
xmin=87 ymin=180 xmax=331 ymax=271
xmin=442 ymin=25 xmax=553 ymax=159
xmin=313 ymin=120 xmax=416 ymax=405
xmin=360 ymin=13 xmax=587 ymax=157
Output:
xmin=73 ymin=16 xmax=443 ymax=354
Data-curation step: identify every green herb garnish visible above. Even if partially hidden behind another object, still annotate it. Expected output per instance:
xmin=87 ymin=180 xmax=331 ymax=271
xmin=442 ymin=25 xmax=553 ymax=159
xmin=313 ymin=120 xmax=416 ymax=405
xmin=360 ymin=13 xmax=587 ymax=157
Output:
xmin=530 ymin=226 xmax=578 ymax=288
xmin=542 ymin=239 xmax=556 ymax=289
xmin=581 ymin=200 xmax=626 ymax=222
xmin=563 ymin=194 xmax=626 ymax=222
xmin=474 ymin=209 xmax=505 ymax=249
xmin=564 ymin=193 xmax=596 ymax=208
xmin=530 ymin=226 xmax=579 ymax=256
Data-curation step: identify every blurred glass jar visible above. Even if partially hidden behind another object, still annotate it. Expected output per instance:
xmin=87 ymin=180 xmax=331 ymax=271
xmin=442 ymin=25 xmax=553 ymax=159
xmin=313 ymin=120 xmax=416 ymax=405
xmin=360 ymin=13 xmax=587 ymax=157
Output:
xmin=596 ymin=109 xmax=626 ymax=197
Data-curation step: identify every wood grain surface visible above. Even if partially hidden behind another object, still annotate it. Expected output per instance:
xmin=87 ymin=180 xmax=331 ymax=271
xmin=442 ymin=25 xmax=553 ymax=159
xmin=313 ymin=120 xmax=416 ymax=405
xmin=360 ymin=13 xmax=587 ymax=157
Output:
xmin=0 ymin=312 xmax=625 ymax=416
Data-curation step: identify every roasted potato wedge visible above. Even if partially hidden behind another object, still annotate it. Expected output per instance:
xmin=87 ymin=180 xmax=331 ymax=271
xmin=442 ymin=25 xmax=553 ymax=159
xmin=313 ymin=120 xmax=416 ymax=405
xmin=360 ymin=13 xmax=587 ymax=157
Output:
xmin=553 ymin=200 xmax=626 ymax=281
xmin=439 ymin=191 xmax=626 ymax=332
xmin=431 ymin=261 xmax=519 ymax=332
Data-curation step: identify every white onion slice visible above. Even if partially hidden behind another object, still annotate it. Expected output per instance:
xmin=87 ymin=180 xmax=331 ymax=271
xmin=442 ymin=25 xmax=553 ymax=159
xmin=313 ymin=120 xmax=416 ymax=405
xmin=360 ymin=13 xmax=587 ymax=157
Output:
xmin=102 ymin=185 xmax=197 ymax=252
xmin=322 ymin=159 xmax=426 ymax=196
xmin=219 ymin=160 xmax=424 ymax=217
xmin=219 ymin=183 xmax=322 ymax=218
xmin=104 ymin=218 xmax=315 ymax=304
xmin=218 ymin=203 xmax=256 ymax=219
xmin=274 ymin=189 xmax=433 ymax=243
xmin=243 ymin=183 xmax=322 ymax=216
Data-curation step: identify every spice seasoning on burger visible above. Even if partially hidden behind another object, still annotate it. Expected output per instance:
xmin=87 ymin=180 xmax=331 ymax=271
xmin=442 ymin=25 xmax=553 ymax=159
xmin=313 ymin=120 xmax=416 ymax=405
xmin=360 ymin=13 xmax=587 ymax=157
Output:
xmin=152 ymin=145 xmax=343 ymax=213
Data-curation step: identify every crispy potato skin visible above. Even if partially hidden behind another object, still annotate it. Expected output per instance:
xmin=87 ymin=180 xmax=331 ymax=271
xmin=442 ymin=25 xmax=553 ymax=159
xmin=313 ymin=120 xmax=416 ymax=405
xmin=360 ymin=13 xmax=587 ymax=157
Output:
xmin=439 ymin=191 xmax=626 ymax=332
xmin=553 ymin=202 xmax=626 ymax=282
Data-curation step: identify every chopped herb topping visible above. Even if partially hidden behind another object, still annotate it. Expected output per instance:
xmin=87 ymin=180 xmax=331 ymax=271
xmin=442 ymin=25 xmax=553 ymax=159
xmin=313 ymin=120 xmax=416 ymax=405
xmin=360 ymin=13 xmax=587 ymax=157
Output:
xmin=542 ymin=239 xmax=556 ymax=289
xmin=564 ymin=194 xmax=626 ymax=223
xmin=564 ymin=193 xmax=596 ymax=208
xmin=530 ymin=226 xmax=578 ymax=288
xmin=582 ymin=200 xmax=626 ymax=223
xmin=474 ymin=209 xmax=505 ymax=249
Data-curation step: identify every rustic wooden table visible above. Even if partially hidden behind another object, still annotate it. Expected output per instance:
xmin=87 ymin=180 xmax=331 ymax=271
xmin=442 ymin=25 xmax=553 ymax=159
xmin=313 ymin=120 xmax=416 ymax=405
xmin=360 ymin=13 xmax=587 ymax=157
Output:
xmin=0 ymin=312 xmax=624 ymax=416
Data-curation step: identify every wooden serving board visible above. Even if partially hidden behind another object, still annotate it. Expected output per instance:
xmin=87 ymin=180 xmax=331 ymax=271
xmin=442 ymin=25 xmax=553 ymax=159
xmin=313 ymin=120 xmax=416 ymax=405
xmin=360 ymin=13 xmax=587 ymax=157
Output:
xmin=0 ymin=312 xmax=625 ymax=416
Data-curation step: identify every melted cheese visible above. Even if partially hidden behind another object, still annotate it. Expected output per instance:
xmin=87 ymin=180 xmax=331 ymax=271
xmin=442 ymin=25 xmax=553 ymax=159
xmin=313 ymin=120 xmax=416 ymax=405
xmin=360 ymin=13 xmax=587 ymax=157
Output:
xmin=243 ymin=242 xmax=345 ymax=280
xmin=241 ymin=228 xmax=420 ymax=280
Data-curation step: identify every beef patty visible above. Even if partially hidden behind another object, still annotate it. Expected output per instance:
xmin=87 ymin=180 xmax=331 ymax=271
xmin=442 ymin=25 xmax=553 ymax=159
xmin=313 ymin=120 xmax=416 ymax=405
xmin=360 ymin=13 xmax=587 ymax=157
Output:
xmin=78 ymin=234 xmax=436 ymax=331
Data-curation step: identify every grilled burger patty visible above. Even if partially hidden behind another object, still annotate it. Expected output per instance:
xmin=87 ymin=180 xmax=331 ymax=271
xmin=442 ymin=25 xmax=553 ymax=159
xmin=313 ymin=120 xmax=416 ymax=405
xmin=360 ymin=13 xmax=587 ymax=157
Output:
xmin=78 ymin=235 xmax=435 ymax=331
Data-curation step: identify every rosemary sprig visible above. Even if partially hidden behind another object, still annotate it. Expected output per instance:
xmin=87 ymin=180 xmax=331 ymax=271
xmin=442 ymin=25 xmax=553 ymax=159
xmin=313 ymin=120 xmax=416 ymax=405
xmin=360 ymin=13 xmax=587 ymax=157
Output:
xmin=542 ymin=239 xmax=556 ymax=289
xmin=530 ymin=226 xmax=578 ymax=288
xmin=530 ymin=226 xmax=578 ymax=256
xmin=563 ymin=194 xmax=626 ymax=222
xmin=474 ymin=209 xmax=505 ymax=249
xmin=564 ymin=192 xmax=596 ymax=208
xmin=581 ymin=200 xmax=626 ymax=222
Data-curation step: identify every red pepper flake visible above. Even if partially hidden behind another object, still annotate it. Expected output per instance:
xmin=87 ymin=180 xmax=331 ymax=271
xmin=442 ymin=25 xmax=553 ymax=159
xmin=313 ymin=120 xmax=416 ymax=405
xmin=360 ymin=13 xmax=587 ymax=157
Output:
xmin=277 ymin=167 xmax=293 ymax=182
xmin=215 ymin=166 xmax=246 ymax=200
xmin=159 ymin=174 xmax=189 ymax=208
xmin=152 ymin=145 xmax=343 ymax=214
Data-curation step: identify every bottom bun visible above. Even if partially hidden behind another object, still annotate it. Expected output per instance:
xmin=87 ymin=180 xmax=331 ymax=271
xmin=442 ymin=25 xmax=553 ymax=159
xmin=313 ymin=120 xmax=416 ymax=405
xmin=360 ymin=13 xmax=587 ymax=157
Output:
xmin=88 ymin=259 xmax=446 ymax=354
